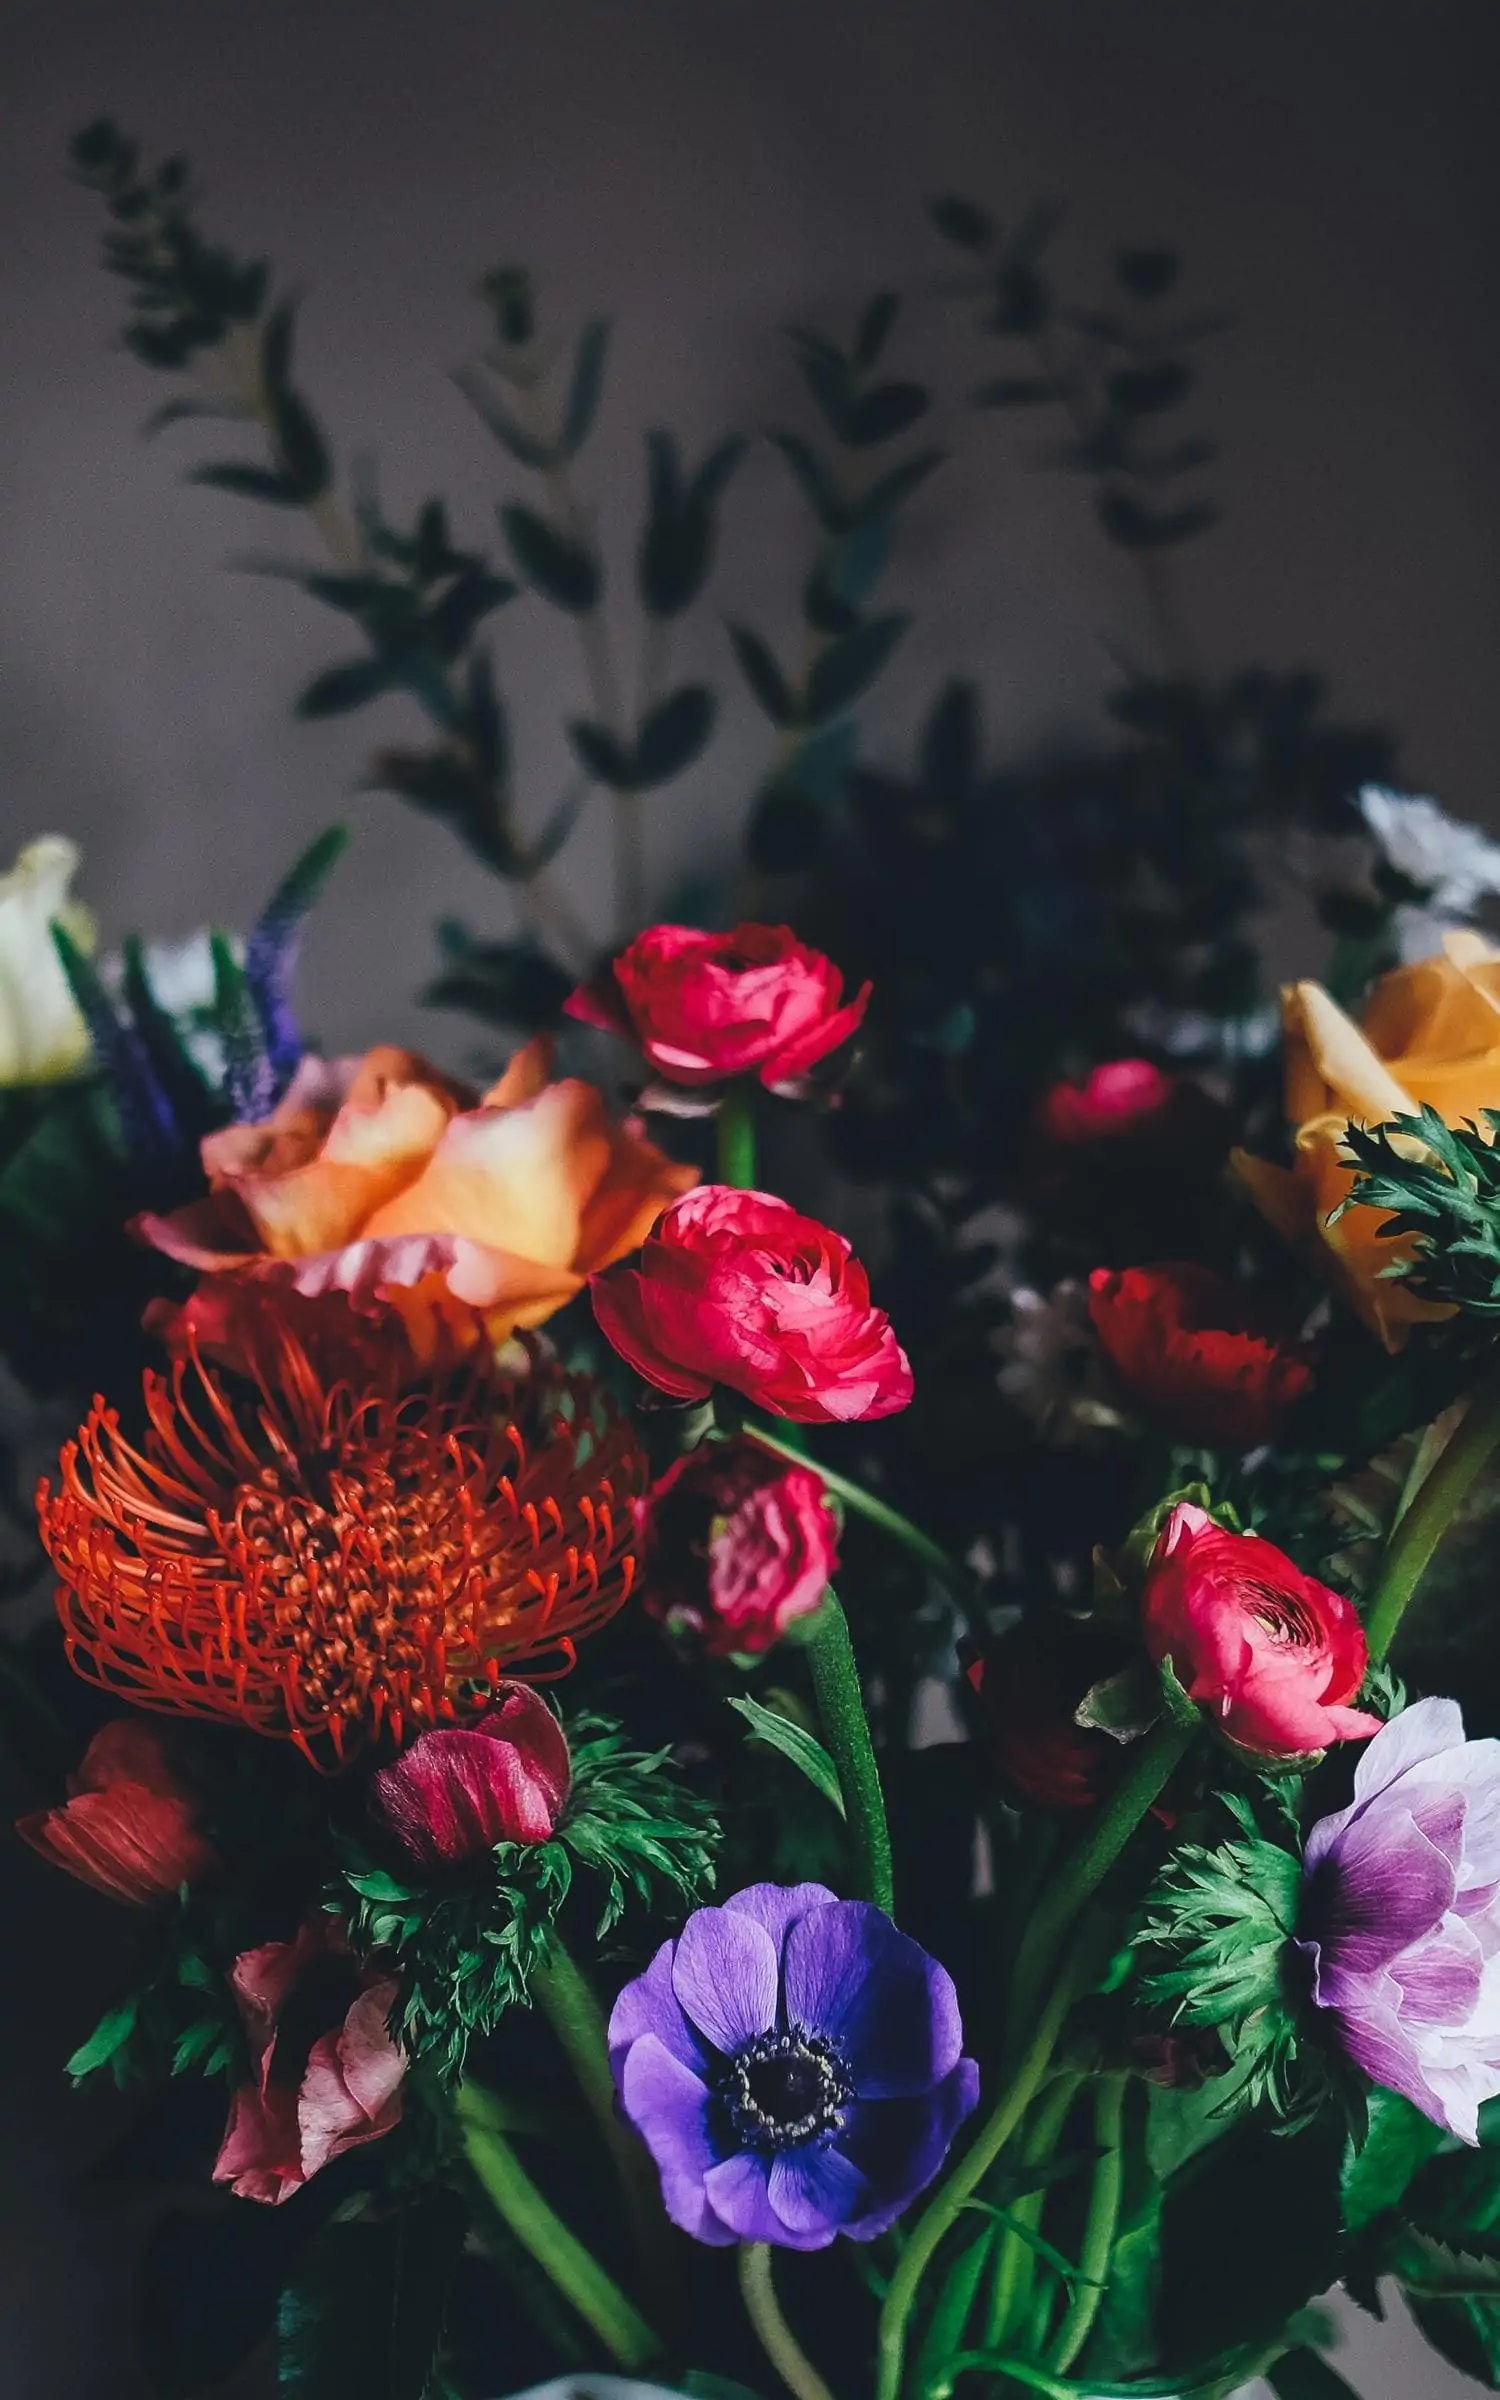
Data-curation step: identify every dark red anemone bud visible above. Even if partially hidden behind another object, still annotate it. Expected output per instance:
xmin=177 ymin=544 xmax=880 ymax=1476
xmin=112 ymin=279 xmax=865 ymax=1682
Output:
xmin=1087 ymin=1261 xmax=1315 ymax=1450
xmin=966 ymin=1618 xmax=1138 ymax=1814
xmin=18 ymin=1718 xmax=218 ymax=1907
xmin=369 ymin=1683 xmax=572 ymax=1868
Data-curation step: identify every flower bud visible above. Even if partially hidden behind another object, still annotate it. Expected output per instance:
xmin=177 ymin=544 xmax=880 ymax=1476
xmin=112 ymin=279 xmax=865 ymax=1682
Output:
xmin=966 ymin=1619 xmax=1137 ymax=1813
xmin=369 ymin=1684 xmax=571 ymax=1868
xmin=18 ymin=1718 xmax=218 ymax=1906
xmin=635 ymin=1438 xmax=838 ymax=1656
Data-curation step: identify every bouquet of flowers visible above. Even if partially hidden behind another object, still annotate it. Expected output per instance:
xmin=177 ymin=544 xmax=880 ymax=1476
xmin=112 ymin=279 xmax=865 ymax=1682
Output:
xmin=11 ymin=116 xmax=1500 ymax=2400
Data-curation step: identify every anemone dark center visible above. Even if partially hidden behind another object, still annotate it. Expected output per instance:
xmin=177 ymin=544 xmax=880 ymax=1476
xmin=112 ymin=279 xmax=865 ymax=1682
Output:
xmin=722 ymin=2029 xmax=851 ymax=2150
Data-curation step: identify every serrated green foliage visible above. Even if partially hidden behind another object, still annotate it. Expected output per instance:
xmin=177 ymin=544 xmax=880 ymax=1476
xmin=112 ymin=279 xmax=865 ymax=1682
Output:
xmin=1342 ymin=1106 xmax=1500 ymax=1317
xmin=340 ymin=1717 xmax=718 ymax=2081
xmin=67 ymin=1899 xmax=243 ymax=2090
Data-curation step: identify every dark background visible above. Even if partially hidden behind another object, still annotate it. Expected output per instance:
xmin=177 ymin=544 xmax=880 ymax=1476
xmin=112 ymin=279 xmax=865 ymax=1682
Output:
xmin=2 ymin=2 xmax=1498 ymax=2391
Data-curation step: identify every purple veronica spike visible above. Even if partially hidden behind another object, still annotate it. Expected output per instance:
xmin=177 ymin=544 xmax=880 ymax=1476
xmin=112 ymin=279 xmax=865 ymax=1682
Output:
xmin=1299 ymin=1697 xmax=1500 ymax=2141
xmin=608 ymin=1882 xmax=979 ymax=2249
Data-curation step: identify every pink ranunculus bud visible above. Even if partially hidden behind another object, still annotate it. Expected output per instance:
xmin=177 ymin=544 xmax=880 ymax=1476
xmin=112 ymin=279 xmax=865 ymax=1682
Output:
xmin=368 ymin=1683 xmax=572 ymax=1869
xmin=17 ymin=1717 xmax=219 ymax=1907
xmin=591 ymin=1185 xmax=913 ymax=1424
xmin=1141 ymin=1504 xmax=1380 ymax=1756
xmin=565 ymin=922 xmax=870 ymax=1093
xmin=1039 ymin=1058 xmax=1177 ymax=1144
xmin=213 ymin=1918 xmax=405 ymax=2205
xmin=635 ymin=1439 xmax=839 ymax=1657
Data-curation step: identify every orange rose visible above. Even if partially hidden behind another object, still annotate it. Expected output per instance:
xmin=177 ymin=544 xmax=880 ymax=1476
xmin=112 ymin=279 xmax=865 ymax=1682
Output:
xmin=1232 ymin=932 xmax=1500 ymax=1347
xmin=137 ymin=1037 xmax=697 ymax=1354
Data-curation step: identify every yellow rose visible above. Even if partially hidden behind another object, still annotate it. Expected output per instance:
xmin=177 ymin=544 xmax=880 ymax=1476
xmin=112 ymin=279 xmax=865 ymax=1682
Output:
xmin=1233 ymin=931 xmax=1500 ymax=1349
xmin=0 ymin=837 xmax=95 ymax=1085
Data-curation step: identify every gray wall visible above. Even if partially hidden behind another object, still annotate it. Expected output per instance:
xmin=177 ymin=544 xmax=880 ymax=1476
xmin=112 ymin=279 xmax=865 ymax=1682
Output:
xmin=2 ymin=2 xmax=1498 ymax=2392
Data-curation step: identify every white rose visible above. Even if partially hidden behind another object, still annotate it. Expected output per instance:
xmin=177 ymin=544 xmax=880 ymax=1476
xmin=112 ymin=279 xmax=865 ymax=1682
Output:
xmin=0 ymin=837 xmax=96 ymax=1085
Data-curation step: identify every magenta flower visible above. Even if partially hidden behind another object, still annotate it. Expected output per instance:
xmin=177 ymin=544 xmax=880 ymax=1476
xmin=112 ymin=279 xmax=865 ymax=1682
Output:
xmin=369 ymin=1684 xmax=571 ymax=1869
xmin=608 ymin=1882 xmax=978 ymax=2249
xmin=635 ymin=1440 xmax=838 ymax=1656
xmin=1299 ymin=1698 xmax=1500 ymax=2141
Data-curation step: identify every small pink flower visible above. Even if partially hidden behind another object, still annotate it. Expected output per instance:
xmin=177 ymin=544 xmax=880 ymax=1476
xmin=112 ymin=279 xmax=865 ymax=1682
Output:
xmin=17 ymin=1719 xmax=218 ymax=1907
xmin=1040 ymin=1059 xmax=1174 ymax=1144
xmin=591 ymin=1185 xmax=912 ymax=1424
xmin=636 ymin=1440 xmax=838 ymax=1656
xmin=213 ymin=1919 xmax=405 ymax=2205
xmin=369 ymin=1684 xmax=572 ymax=1868
xmin=566 ymin=922 xmax=870 ymax=1092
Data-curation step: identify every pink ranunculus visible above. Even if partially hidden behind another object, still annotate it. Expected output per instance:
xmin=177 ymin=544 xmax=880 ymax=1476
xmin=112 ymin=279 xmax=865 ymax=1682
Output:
xmin=635 ymin=1438 xmax=839 ymax=1656
xmin=17 ymin=1718 xmax=219 ymax=1907
xmin=213 ymin=1919 xmax=405 ymax=2204
xmin=369 ymin=1683 xmax=572 ymax=1869
xmin=566 ymin=922 xmax=871 ymax=1092
xmin=590 ymin=1185 xmax=913 ymax=1424
xmin=1040 ymin=1059 xmax=1175 ymax=1144
xmin=1141 ymin=1503 xmax=1380 ymax=1757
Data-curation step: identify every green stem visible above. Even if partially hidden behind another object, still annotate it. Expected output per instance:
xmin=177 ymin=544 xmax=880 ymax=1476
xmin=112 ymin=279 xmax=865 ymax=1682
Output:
xmin=746 ymin=1422 xmax=962 ymax=1590
xmin=716 ymin=1081 xmax=758 ymax=1189
xmin=806 ymin=1589 xmax=895 ymax=1912
xmin=531 ymin=1937 xmax=672 ymax=2298
xmin=457 ymin=2081 xmax=665 ymax=2370
xmin=984 ymin=2070 xmax=1083 ymax=2349
xmin=738 ymin=2242 xmax=836 ymax=2400
xmin=875 ymin=1923 xmax=1096 ymax=2400
xmin=1366 ymin=1358 xmax=1500 ymax=1663
xmin=1047 ymin=2073 xmax=1126 ymax=2374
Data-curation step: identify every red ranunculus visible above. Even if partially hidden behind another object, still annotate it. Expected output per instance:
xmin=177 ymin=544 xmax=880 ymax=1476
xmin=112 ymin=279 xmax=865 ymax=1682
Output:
xmin=566 ymin=922 xmax=870 ymax=1091
xmin=635 ymin=1438 xmax=838 ymax=1655
xmin=213 ymin=1919 xmax=405 ymax=2205
xmin=1040 ymin=1059 xmax=1175 ymax=1144
xmin=17 ymin=1719 xmax=218 ymax=1906
xmin=1141 ymin=1503 xmax=1380 ymax=1756
xmin=965 ymin=1619 xmax=1136 ymax=1813
xmin=590 ymin=1186 xmax=913 ymax=1423
xmin=1087 ymin=1262 xmax=1315 ymax=1450
xmin=369 ymin=1683 xmax=572 ymax=1868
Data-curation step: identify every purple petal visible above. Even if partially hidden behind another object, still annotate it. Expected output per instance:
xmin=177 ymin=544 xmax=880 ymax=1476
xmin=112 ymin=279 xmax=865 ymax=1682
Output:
xmin=1353 ymin=1697 xmax=1467 ymax=1800
xmin=1310 ymin=1805 xmax=1457 ymax=1979
xmin=724 ymin=1883 xmax=840 ymax=1966
xmin=782 ymin=1901 xmax=964 ymax=2097
xmin=672 ymin=1906 xmax=780 ymax=2055
xmin=835 ymin=2059 xmax=981 ymax=2241
xmin=703 ymin=2150 xmax=806 ymax=2246
xmin=608 ymin=1938 xmax=709 ymax=2080
xmin=619 ymin=2033 xmax=734 ymax=2246
xmin=1390 ymin=1924 xmax=1484 ymax=2028
xmin=767 ymin=2143 xmax=870 ymax=2235
xmin=1325 ymin=1985 xmax=1441 ymax=2125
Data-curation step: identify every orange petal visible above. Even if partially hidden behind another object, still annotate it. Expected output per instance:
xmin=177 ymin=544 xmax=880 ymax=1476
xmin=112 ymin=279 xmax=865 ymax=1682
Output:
xmin=483 ymin=1034 xmax=556 ymax=1110
xmin=230 ymin=1073 xmax=454 ymax=1260
xmin=576 ymin=1118 xmax=698 ymax=1271
xmin=360 ymin=1080 xmax=611 ymax=1269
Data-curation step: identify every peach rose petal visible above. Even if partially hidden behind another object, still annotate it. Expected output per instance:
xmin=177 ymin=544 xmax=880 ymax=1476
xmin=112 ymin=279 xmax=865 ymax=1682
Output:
xmin=360 ymin=1082 xmax=611 ymax=1268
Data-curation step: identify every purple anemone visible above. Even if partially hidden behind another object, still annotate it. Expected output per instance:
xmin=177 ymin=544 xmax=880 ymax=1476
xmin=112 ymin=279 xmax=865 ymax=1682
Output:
xmin=1299 ymin=1696 xmax=1500 ymax=2141
xmin=607 ymin=1881 xmax=978 ymax=2249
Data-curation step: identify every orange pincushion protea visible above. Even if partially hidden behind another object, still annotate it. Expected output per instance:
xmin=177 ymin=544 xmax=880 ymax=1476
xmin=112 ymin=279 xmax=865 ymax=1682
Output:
xmin=37 ymin=1322 xmax=644 ymax=1768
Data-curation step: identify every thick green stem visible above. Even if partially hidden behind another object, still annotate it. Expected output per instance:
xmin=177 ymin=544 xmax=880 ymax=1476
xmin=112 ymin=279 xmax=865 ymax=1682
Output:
xmin=531 ymin=1937 xmax=670 ymax=2293
xmin=738 ymin=2242 xmax=836 ymax=2400
xmin=806 ymin=1589 xmax=894 ymax=1912
xmin=457 ymin=2081 xmax=665 ymax=2370
xmin=984 ymin=2070 xmax=1083 ymax=2349
xmin=1047 ymin=2072 xmax=1126 ymax=2374
xmin=1366 ymin=1359 xmax=1500 ymax=1663
xmin=716 ymin=1080 xmax=759 ymax=1189
xmin=746 ymin=1422 xmax=962 ymax=1591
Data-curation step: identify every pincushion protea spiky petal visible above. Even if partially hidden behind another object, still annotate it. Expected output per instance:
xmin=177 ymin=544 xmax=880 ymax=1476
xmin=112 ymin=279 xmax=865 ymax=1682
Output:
xmin=37 ymin=1323 xmax=643 ymax=1769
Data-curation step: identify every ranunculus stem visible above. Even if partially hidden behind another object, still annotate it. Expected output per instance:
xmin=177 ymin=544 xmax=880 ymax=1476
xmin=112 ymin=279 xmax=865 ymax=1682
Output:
xmin=716 ymin=1081 xmax=758 ymax=1188
xmin=456 ymin=2081 xmax=665 ymax=2370
xmin=738 ymin=2241 xmax=836 ymax=2400
xmin=745 ymin=1422 xmax=963 ymax=1591
xmin=805 ymin=1588 xmax=895 ymax=1912
xmin=531 ymin=1937 xmax=666 ymax=2244
xmin=1365 ymin=1359 xmax=1500 ymax=1664
xmin=1046 ymin=2071 xmax=1126 ymax=2373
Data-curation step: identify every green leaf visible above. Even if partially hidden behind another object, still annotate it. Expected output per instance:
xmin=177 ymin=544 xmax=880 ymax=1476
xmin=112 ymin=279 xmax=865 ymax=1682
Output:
xmin=854 ymin=292 xmax=900 ymax=368
xmin=297 ymin=656 xmax=398 ymax=717
xmin=1267 ymin=2350 xmax=1361 ymax=2400
xmin=1342 ymin=2088 xmax=1446 ymax=2235
xmin=803 ymin=613 xmax=908 ymax=726
xmin=278 ymin=2196 xmax=468 ymax=2397
xmin=567 ymin=719 xmax=635 ymax=790
xmin=848 ymin=448 xmax=946 ymax=528
xmin=638 ymin=431 xmax=745 ymax=616
xmin=844 ymin=381 xmax=930 ymax=448
xmin=728 ymin=1695 xmax=846 ymax=1817
xmin=728 ymin=624 xmax=796 ymax=727
xmin=190 ymin=461 xmax=302 ymax=504
xmin=973 ymin=376 xmax=1060 ymax=408
xmin=451 ymin=365 xmax=559 ymax=470
xmin=67 ymin=1998 xmax=140 ymax=2083
xmin=142 ymin=395 xmax=252 ymax=438
xmin=561 ymin=318 xmax=610 ymax=456
xmin=929 ymin=194 xmax=996 ymax=249
xmin=499 ymin=503 xmax=599 ymax=612
xmin=770 ymin=433 xmax=845 ymax=531
xmin=634 ymin=685 xmax=715 ymax=785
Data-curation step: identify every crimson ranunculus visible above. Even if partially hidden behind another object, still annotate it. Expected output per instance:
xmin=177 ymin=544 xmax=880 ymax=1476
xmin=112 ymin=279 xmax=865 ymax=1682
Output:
xmin=965 ymin=1619 xmax=1136 ymax=1813
xmin=17 ymin=1719 xmax=218 ymax=1906
xmin=1141 ymin=1503 xmax=1380 ymax=1756
xmin=590 ymin=1186 xmax=913 ymax=1423
xmin=369 ymin=1684 xmax=572 ymax=1868
xmin=566 ymin=922 xmax=870 ymax=1091
xmin=635 ymin=1438 xmax=838 ymax=1655
xmin=214 ymin=1919 xmax=404 ymax=2205
xmin=1040 ymin=1059 xmax=1174 ymax=1144
xmin=1087 ymin=1262 xmax=1315 ymax=1450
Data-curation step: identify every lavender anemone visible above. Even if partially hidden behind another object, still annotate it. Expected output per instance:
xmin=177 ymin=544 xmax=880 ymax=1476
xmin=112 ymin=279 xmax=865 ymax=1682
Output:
xmin=608 ymin=1882 xmax=978 ymax=2248
xmin=1299 ymin=1697 xmax=1500 ymax=2141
